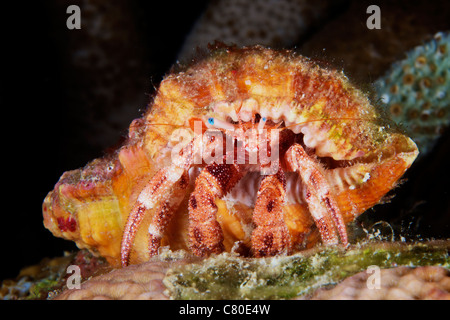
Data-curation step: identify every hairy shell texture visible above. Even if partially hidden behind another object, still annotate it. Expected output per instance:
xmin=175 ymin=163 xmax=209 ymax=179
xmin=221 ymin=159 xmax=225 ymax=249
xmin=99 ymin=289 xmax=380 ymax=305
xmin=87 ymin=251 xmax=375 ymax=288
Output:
xmin=43 ymin=47 xmax=418 ymax=266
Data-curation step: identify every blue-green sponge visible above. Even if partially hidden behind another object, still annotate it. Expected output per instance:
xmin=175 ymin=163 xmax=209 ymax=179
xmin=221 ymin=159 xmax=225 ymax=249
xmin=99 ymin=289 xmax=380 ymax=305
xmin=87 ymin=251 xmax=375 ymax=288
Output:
xmin=374 ymin=32 xmax=449 ymax=159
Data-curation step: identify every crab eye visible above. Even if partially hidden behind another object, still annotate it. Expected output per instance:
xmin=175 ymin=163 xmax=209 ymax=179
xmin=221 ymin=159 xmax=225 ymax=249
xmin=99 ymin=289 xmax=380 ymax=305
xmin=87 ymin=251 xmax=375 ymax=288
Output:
xmin=258 ymin=116 xmax=267 ymax=130
xmin=207 ymin=117 xmax=235 ymax=130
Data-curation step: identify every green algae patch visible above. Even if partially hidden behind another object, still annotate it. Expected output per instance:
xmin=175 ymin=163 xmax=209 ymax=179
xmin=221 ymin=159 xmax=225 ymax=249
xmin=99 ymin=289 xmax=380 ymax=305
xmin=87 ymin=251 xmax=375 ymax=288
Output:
xmin=163 ymin=240 xmax=449 ymax=300
xmin=28 ymin=279 xmax=61 ymax=300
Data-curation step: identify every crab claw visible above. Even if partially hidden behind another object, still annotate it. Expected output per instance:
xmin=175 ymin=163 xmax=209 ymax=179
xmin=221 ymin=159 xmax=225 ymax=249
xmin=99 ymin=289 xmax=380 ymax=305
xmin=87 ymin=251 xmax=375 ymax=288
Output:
xmin=328 ymin=133 xmax=419 ymax=224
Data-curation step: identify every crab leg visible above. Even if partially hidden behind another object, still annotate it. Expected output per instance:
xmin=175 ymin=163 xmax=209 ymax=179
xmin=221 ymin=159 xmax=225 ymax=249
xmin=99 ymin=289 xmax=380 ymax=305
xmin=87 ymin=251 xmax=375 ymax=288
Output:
xmin=120 ymin=167 xmax=189 ymax=266
xmin=188 ymin=163 xmax=245 ymax=256
xmin=146 ymin=170 xmax=190 ymax=257
xmin=120 ymin=140 xmax=196 ymax=267
xmin=285 ymin=143 xmax=348 ymax=246
xmin=251 ymin=166 xmax=292 ymax=257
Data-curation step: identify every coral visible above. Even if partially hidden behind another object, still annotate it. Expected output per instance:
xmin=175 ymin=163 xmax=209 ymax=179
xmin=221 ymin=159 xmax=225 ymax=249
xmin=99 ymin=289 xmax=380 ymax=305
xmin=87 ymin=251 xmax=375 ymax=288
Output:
xmin=300 ymin=266 xmax=450 ymax=300
xmin=0 ymin=250 xmax=108 ymax=300
xmin=299 ymin=0 xmax=450 ymax=83
xmin=374 ymin=32 xmax=450 ymax=159
xmin=55 ymin=262 xmax=169 ymax=300
xmin=164 ymin=241 xmax=449 ymax=299
xmin=47 ymin=0 xmax=150 ymax=153
xmin=43 ymin=46 xmax=417 ymax=267
xmin=178 ymin=0 xmax=346 ymax=61
xmin=54 ymin=250 xmax=193 ymax=300
xmin=50 ymin=241 xmax=449 ymax=300
xmin=0 ymin=255 xmax=73 ymax=300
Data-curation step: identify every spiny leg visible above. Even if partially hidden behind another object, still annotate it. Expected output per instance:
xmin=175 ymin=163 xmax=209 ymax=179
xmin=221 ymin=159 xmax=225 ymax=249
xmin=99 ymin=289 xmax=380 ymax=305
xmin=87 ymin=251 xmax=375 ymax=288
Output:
xmin=120 ymin=138 xmax=197 ymax=267
xmin=147 ymin=171 xmax=189 ymax=257
xmin=285 ymin=143 xmax=348 ymax=246
xmin=251 ymin=166 xmax=292 ymax=257
xmin=188 ymin=163 xmax=245 ymax=257
xmin=120 ymin=167 xmax=189 ymax=266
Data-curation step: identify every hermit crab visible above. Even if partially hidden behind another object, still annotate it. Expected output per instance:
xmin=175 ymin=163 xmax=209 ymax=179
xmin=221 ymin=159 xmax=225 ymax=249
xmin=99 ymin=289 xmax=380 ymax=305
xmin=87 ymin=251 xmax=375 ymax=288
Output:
xmin=43 ymin=46 xmax=418 ymax=267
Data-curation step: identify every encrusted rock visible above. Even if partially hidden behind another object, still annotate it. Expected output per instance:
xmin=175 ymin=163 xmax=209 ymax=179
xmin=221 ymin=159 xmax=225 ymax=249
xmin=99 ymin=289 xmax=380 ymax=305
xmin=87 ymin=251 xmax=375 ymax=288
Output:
xmin=298 ymin=266 xmax=450 ymax=300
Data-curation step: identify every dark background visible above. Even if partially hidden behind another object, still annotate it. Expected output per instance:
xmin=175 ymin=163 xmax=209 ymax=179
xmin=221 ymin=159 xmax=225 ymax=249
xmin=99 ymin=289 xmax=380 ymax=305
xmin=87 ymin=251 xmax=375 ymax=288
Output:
xmin=1 ymin=0 xmax=210 ymax=280
xmin=1 ymin=0 xmax=449 ymax=280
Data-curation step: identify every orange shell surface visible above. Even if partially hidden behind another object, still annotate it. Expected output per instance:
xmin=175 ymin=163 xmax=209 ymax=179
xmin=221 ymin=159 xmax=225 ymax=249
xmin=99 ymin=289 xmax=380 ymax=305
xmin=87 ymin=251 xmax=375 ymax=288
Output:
xmin=43 ymin=46 xmax=418 ymax=266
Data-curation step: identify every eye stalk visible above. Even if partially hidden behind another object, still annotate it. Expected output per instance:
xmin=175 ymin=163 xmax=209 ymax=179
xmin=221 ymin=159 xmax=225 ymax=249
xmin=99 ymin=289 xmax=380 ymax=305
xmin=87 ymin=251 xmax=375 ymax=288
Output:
xmin=205 ymin=117 xmax=236 ymax=131
xmin=258 ymin=117 xmax=267 ymax=130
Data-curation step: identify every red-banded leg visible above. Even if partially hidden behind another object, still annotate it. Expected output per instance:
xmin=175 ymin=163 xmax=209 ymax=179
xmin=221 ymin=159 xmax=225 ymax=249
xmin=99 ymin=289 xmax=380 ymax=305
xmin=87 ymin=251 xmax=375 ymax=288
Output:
xmin=120 ymin=139 xmax=196 ymax=267
xmin=251 ymin=166 xmax=292 ymax=257
xmin=285 ymin=143 xmax=348 ymax=246
xmin=188 ymin=163 xmax=246 ymax=256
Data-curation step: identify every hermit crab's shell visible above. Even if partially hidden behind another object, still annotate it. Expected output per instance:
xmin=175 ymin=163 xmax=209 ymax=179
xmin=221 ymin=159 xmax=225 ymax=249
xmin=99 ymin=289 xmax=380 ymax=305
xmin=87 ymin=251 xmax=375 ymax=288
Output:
xmin=43 ymin=46 xmax=418 ymax=266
